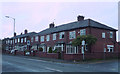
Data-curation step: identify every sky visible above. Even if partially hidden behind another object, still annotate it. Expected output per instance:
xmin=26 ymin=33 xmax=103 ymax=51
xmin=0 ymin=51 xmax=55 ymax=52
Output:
xmin=0 ymin=0 xmax=119 ymax=41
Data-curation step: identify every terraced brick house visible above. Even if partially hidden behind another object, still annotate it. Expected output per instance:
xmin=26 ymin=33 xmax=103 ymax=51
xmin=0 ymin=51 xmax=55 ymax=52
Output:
xmin=30 ymin=16 xmax=118 ymax=54
xmin=2 ymin=15 xmax=119 ymax=60
xmin=3 ymin=30 xmax=36 ymax=52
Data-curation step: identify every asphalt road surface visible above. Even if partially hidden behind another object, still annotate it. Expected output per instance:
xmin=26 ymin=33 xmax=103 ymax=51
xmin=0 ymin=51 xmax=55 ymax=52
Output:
xmin=2 ymin=54 xmax=119 ymax=72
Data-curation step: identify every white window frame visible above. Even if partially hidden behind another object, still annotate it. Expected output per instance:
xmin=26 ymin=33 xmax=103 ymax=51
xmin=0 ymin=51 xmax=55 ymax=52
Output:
xmin=110 ymin=32 xmax=113 ymax=38
xmin=102 ymin=32 xmax=105 ymax=38
xmin=31 ymin=37 xmax=33 ymax=42
xmin=107 ymin=45 xmax=114 ymax=52
xmin=80 ymin=29 xmax=86 ymax=35
xmin=69 ymin=31 xmax=76 ymax=39
xmin=35 ymin=36 xmax=38 ymax=42
xmin=15 ymin=39 xmax=17 ymax=43
xmin=21 ymin=38 xmax=23 ymax=43
xmin=13 ymin=40 xmax=14 ymax=44
xmin=8 ymin=40 xmax=9 ymax=44
xmin=41 ymin=36 xmax=44 ymax=42
xmin=59 ymin=32 xmax=65 ymax=39
xmin=46 ymin=35 xmax=50 ymax=41
xmin=18 ymin=38 xmax=20 ymax=43
xmin=11 ymin=40 xmax=12 ymax=44
xmin=24 ymin=37 xmax=26 ymax=42
xmin=6 ymin=41 xmax=7 ymax=44
xmin=53 ymin=33 xmax=56 ymax=40
xmin=66 ymin=45 xmax=78 ymax=54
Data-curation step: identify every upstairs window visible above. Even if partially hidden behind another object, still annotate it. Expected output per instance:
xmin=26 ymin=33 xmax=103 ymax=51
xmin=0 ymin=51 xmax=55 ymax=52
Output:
xmin=69 ymin=31 xmax=76 ymax=39
xmin=13 ymin=40 xmax=14 ymax=44
xmin=80 ymin=29 xmax=86 ymax=35
xmin=110 ymin=32 xmax=113 ymax=38
xmin=15 ymin=39 xmax=17 ymax=43
xmin=59 ymin=32 xmax=65 ymax=39
xmin=8 ymin=40 xmax=9 ymax=44
xmin=41 ymin=36 xmax=44 ymax=42
xmin=46 ymin=35 xmax=50 ymax=41
xmin=31 ymin=37 xmax=33 ymax=42
xmin=35 ymin=36 xmax=38 ymax=42
xmin=53 ymin=33 xmax=56 ymax=40
xmin=102 ymin=32 xmax=105 ymax=38
xmin=24 ymin=38 xmax=26 ymax=42
xmin=21 ymin=38 xmax=23 ymax=43
xmin=18 ymin=38 xmax=20 ymax=43
xmin=11 ymin=40 xmax=12 ymax=44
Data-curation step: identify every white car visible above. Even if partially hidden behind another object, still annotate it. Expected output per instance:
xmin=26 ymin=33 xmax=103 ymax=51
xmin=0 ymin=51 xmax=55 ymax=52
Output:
xmin=25 ymin=52 xmax=30 ymax=55
xmin=10 ymin=49 xmax=17 ymax=53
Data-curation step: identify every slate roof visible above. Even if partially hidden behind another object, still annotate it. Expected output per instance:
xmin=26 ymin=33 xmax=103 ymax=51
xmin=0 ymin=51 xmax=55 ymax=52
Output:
xmin=10 ymin=32 xmax=36 ymax=39
xmin=35 ymin=19 xmax=117 ymax=36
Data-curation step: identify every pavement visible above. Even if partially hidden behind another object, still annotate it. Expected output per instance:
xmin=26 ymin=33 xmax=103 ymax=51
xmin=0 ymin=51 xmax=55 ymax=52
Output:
xmin=2 ymin=54 xmax=119 ymax=72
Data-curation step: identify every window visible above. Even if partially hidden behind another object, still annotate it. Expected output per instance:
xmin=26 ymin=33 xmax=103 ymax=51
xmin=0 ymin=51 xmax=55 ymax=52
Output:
xmin=80 ymin=29 xmax=86 ymax=35
xmin=102 ymin=32 xmax=105 ymax=38
xmin=24 ymin=38 xmax=26 ymax=42
xmin=107 ymin=45 xmax=114 ymax=52
xmin=35 ymin=36 xmax=38 ymax=42
xmin=110 ymin=32 xmax=113 ymax=38
xmin=15 ymin=39 xmax=17 ymax=43
xmin=53 ymin=33 xmax=56 ymax=40
xmin=46 ymin=35 xmax=50 ymax=41
xmin=21 ymin=38 xmax=23 ymax=43
xmin=8 ymin=40 xmax=9 ymax=44
xmin=18 ymin=38 xmax=20 ymax=43
xmin=69 ymin=31 xmax=76 ymax=39
xmin=59 ymin=32 xmax=65 ymax=39
xmin=31 ymin=37 xmax=33 ymax=42
xmin=13 ymin=40 xmax=14 ymax=44
xmin=41 ymin=36 xmax=44 ymax=42
xmin=66 ymin=45 xmax=78 ymax=54
xmin=11 ymin=40 xmax=12 ymax=44
xmin=6 ymin=41 xmax=7 ymax=44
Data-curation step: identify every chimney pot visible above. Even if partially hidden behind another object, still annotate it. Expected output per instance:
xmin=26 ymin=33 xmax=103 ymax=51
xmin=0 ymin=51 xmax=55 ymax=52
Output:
xmin=14 ymin=32 xmax=16 ymax=37
xmin=49 ymin=22 xmax=55 ymax=28
xmin=24 ymin=29 xmax=28 ymax=34
xmin=77 ymin=15 xmax=84 ymax=21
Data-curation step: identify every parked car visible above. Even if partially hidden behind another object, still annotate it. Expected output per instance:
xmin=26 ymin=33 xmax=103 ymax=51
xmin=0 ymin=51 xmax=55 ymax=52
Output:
xmin=10 ymin=49 xmax=17 ymax=53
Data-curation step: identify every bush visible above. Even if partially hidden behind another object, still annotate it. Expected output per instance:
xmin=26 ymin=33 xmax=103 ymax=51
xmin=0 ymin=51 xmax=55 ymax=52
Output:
xmin=53 ymin=49 xmax=57 ymax=53
xmin=38 ymin=47 xmax=43 ymax=52
xmin=48 ymin=47 xmax=52 ymax=53
xmin=24 ymin=50 xmax=30 ymax=53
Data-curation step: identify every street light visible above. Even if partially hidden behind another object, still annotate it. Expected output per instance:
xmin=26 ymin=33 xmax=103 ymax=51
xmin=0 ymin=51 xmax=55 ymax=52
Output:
xmin=5 ymin=16 xmax=16 ymax=35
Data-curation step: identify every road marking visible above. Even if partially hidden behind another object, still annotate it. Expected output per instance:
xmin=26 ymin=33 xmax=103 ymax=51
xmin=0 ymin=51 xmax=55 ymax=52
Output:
xmin=45 ymin=67 xmax=63 ymax=72
xmin=4 ymin=61 xmax=39 ymax=72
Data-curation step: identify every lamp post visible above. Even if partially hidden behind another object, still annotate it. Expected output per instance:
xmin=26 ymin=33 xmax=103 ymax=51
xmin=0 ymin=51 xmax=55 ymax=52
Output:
xmin=5 ymin=16 xmax=16 ymax=51
xmin=5 ymin=16 xmax=15 ymax=35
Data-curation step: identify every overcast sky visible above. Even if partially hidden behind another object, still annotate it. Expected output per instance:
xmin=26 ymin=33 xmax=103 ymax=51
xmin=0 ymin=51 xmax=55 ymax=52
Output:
xmin=0 ymin=0 xmax=119 ymax=41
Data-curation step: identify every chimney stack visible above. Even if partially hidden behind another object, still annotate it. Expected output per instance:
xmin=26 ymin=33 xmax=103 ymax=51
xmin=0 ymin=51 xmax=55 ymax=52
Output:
xmin=14 ymin=32 xmax=16 ymax=37
xmin=24 ymin=29 xmax=28 ymax=34
xmin=77 ymin=15 xmax=84 ymax=21
xmin=49 ymin=22 xmax=55 ymax=28
xmin=21 ymin=33 xmax=22 ymax=35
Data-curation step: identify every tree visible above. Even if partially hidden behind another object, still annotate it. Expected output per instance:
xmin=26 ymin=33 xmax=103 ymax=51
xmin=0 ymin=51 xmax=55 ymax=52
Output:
xmin=72 ymin=35 xmax=97 ymax=52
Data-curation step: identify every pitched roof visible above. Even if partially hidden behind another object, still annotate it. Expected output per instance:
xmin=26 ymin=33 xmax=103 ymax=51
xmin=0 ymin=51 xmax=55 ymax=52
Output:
xmin=35 ymin=19 xmax=117 ymax=36
xmin=10 ymin=32 xmax=36 ymax=39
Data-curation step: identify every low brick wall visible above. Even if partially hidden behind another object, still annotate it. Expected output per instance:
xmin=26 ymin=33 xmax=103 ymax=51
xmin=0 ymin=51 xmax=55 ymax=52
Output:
xmin=16 ymin=51 xmax=25 ymax=56
xmin=35 ymin=52 xmax=58 ymax=59
xmin=5 ymin=50 xmax=10 ymax=54
xmin=63 ymin=52 xmax=119 ymax=61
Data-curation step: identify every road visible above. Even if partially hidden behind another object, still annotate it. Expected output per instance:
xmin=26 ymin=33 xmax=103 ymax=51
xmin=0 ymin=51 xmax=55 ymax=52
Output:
xmin=2 ymin=54 xmax=119 ymax=72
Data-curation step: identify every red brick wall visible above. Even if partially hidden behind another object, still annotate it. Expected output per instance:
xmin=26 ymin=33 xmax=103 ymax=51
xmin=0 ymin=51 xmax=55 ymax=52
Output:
xmin=63 ymin=52 xmax=118 ymax=61
xmin=35 ymin=52 xmax=58 ymax=59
